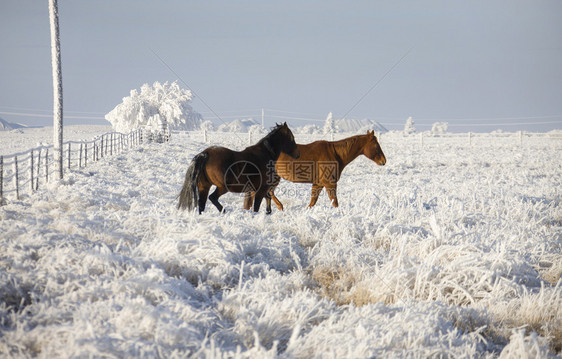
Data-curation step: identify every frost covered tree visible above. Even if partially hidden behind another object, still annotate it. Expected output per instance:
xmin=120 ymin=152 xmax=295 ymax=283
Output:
xmin=403 ymin=116 xmax=416 ymax=135
xmin=323 ymin=112 xmax=336 ymax=135
xmin=200 ymin=120 xmax=215 ymax=132
xmin=431 ymin=122 xmax=449 ymax=135
xmin=105 ymin=81 xmax=203 ymax=133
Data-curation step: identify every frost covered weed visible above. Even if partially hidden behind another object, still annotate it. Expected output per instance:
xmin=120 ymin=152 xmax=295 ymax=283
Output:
xmin=310 ymin=266 xmax=360 ymax=305
xmin=487 ymin=281 xmax=562 ymax=353
xmin=1 ymin=131 xmax=561 ymax=357
xmin=499 ymin=329 xmax=552 ymax=358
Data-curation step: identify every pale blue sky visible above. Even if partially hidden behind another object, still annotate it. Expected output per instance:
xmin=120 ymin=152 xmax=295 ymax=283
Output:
xmin=1 ymin=0 xmax=561 ymax=132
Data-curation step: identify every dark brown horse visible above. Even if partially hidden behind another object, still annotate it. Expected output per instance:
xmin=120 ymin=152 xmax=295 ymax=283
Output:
xmin=244 ymin=130 xmax=385 ymax=211
xmin=178 ymin=123 xmax=300 ymax=213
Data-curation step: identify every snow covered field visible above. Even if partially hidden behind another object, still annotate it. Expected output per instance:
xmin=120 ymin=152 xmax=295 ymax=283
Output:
xmin=1 ymin=127 xmax=561 ymax=358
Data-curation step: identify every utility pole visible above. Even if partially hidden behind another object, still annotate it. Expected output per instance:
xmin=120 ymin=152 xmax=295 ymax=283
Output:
xmin=49 ymin=0 xmax=63 ymax=179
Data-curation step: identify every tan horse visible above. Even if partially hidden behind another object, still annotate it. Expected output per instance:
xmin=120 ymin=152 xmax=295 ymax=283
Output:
xmin=244 ymin=130 xmax=386 ymax=212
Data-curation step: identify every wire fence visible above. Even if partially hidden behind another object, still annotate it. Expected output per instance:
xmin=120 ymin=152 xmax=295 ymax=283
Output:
xmin=0 ymin=129 xmax=145 ymax=205
xmin=181 ymin=129 xmax=562 ymax=148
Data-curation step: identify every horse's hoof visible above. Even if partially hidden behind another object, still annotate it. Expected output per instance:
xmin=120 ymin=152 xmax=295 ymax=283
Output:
xmin=266 ymin=209 xmax=272 ymax=215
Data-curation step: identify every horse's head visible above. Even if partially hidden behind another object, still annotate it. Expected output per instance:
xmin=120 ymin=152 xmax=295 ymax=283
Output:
xmin=363 ymin=130 xmax=386 ymax=165
xmin=274 ymin=122 xmax=300 ymax=159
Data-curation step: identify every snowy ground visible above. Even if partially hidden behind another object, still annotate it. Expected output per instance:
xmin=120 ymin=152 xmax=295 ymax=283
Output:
xmin=1 ymin=127 xmax=561 ymax=358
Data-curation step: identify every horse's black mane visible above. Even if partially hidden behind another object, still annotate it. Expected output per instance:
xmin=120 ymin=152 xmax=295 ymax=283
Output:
xmin=256 ymin=123 xmax=285 ymax=145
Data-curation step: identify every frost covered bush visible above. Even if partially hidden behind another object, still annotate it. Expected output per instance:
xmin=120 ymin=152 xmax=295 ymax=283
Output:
xmin=294 ymin=124 xmax=321 ymax=134
xmin=431 ymin=122 xmax=449 ymax=135
xmin=105 ymin=81 xmax=202 ymax=133
xmin=248 ymin=124 xmax=266 ymax=135
xmin=322 ymin=112 xmax=336 ymax=135
xmin=403 ymin=116 xmax=416 ymax=135
xmin=217 ymin=118 xmax=262 ymax=133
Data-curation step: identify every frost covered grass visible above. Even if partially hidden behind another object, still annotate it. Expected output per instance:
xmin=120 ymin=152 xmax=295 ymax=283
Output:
xmin=1 ymin=128 xmax=561 ymax=357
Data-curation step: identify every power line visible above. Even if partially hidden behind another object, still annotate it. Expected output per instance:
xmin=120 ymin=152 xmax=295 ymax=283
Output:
xmin=0 ymin=106 xmax=106 ymax=115
xmin=265 ymin=108 xmax=325 ymax=117
xmin=268 ymin=115 xmax=325 ymax=123
xmin=0 ymin=111 xmax=105 ymax=120
xmin=149 ymin=48 xmax=231 ymax=129
xmin=339 ymin=47 xmax=413 ymax=121
xmin=198 ymin=109 xmax=262 ymax=115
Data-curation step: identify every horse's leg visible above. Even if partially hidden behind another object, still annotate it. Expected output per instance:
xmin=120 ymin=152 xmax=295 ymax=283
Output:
xmin=209 ymin=186 xmax=228 ymax=213
xmin=253 ymin=190 xmax=267 ymax=212
xmin=308 ymin=184 xmax=324 ymax=207
xmin=265 ymin=192 xmax=272 ymax=214
xmin=197 ymin=182 xmax=211 ymax=214
xmin=243 ymin=191 xmax=254 ymax=210
xmin=270 ymin=189 xmax=284 ymax=210
xmin=325 ymin=184 xmax=339 ymax=207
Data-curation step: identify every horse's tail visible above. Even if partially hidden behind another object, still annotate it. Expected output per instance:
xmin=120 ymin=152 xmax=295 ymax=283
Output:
xmin=178 ymin=152 xmax=209 ymax=211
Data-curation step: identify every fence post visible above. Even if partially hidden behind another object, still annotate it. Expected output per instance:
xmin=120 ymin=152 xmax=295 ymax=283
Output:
xmin=0 ymin=156 xmax=3 ymax=205
xmin=519 ymin=131 xmax=523 ymax=146
xmin=45 ymin=149 xmax=49 ymax=183
xmin=67 ymin=142 xmax=71 ymax=170
xmin=79 ymin=143 xmax=83 ymax=168
xmin=30 ymin=150 xmax=34 ymax=194
xmin=36 ymin=150 xmax=41 ymax=190
xmin=13 ymin=156 xmax=19 ymax=200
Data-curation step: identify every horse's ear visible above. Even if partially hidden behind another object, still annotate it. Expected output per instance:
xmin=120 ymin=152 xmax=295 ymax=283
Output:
xmin=283 ymin=122 xmax=288 ymax=127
